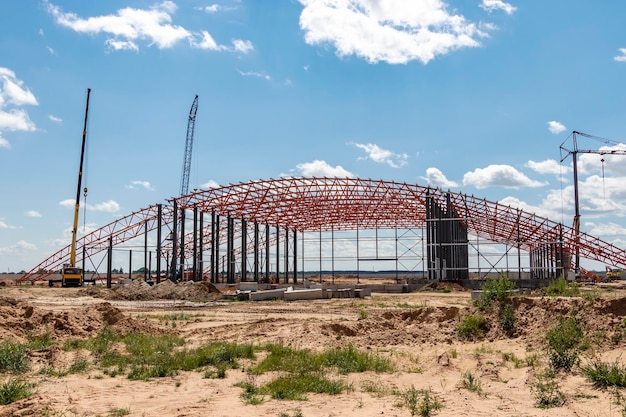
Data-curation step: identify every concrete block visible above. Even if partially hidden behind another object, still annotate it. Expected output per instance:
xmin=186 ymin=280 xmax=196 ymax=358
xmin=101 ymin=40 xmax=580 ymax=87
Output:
xmin=250 ymin=288 xmax=286 ymax=301
xmin=239 ymin=282 xmax=258 ymax=292
xmin=284 ymin=288 xmax=325 ymax=301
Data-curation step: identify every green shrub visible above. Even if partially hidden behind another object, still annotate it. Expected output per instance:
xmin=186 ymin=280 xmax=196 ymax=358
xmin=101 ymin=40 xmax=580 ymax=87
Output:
xmin=402 ymin=386 xmax=443 ymax=417
xmin=320 ymin=344 xmax=393 ymax=374
xmin=0 ymin=341 xmax=28 ymax=374
xmin=545 ymin=277 xmax=579 ymax=297
xmin=262 ymin=372 xmax=348 ymax=400
xmin=531 ymin=377 xmax=566 ymax=408
xmin=0 ymin=379 xmax=34 ymax=405
xmin=457 ymin=314 xmax=488 ymax=340
xmin=581 ymin=359 xmax=626 ymax=388
xmin=476 ymin=274 xmax=515 ymax=311
xmin=498 ymin=303 xmax=516 ymax=333
xmin=547 ymin=316 xmax=584 ymax=371
xmin=461 ymin=371 xmax=482 ymax=395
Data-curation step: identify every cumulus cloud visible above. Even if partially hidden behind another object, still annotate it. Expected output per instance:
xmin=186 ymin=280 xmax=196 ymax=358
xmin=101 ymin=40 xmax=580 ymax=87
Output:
xmin=59 ymin=199 xmax=120 ymax=213
xmin=526 ymin=159 xmax=568 ymax=175
xmin=0 ymin=68 xmax=38 ymax=148
xmin=547 ymin=120 xmax=567 ymax=134
xmin=45 ymin=1 xmax=253 ymax=53
xmin=290 ymin=160 xmax=354 ymax=177
xmin=298 ymin=0 xmax=489 ymax=64
xmin=126 ymin=180 xmax=154 ymax=191
xmin=25 ymin=210 xmax=42 ymax=218
xmin=0 ymin=240 xmax=37 ymax=255
xmin=577 ymin=144 xmax=626 ymax=176
xmin=420 ymin=167 xmax=458 ymax=188
xmin=353 ymin=143 xmax=408 ymax=168
xmin=480 ymin=0 xmax=517 ymax=15
xmin=0 ymin=218 xmax=16 ymax=229
xmin=614 ymin=48 xmax=626 ymax=62
xmin=201 ymin=180 xmax=220 ymax=189
xmin=462 ymin=164 xmax=547 ymax=189
xmin=49 ymin=115 xmax=62 ymax=124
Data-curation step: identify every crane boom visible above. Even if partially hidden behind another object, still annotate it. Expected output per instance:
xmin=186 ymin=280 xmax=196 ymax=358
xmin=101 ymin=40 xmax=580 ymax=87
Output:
xmin=559 ymin=130 xmax=626 ymax=276
xmin=180 ymin=95 xmax=198 ymax=196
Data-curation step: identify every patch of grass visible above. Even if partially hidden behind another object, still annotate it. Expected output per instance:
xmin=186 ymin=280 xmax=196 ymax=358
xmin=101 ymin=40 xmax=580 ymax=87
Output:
xmin=25 ymin=331 xmax=55 ymax=350
xmin=0 ymin=379 xmax=34 ymax=405
xmin=235 ymin=378 xmax=265 ymax=405
xmin=498 ymin=303 xmax=516 ymax=333
xmin=263 ymin=372 xmax=349 ymax=400
xmin=361 ymin=379 xmax=397 ymax=397
xmin=476 ymin=274 xmax=515 ymax=311
xmin=108 ymin=407 xmax=131 ymax=416
xmin=358 ymin=309 xmax=368 ymax=320
xmin=396 ymin=301 xmax=428 ymax=309
xmin=531 ymin=376 xmax=566 ymax=408
xmin=581 ymin=359 xmax=626 ymax=388
xmin=402 ymin=386 xmax=443 ymax=417
xmin=321 ymin=344 xmax=393 ymax=374
xmin=547 ymin=315 xmax=584 ymax=371
xmin=68 ymin=358 xmax=89 ymax=374
xmin=461 ymin=371 xmax=483 ymax=395
xmin=278 ymin=408 xmax=304 ymax=417
xmin=252 ymin=345 xmax=321 ymax=375
xmin=457 ymin=314 xmax=488 ymax=340
xmin=545 ymin=276 xmax=579 ymax=297
xmin=0 ymin=341 xmax=28 ymax=374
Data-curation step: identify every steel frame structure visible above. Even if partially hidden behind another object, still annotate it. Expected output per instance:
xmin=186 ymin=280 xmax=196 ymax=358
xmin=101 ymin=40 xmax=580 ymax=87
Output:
xmin=18 ymin=177 xmax=626 ymax=284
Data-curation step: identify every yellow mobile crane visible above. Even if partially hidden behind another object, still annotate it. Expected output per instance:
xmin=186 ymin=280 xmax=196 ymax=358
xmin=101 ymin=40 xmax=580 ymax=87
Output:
xmin=52 ymin=89 xmax=91 ymax=287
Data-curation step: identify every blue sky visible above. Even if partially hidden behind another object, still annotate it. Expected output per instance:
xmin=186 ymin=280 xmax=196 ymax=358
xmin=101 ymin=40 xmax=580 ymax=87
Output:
xmin=1 ymin=0 xmax=626 ymax=273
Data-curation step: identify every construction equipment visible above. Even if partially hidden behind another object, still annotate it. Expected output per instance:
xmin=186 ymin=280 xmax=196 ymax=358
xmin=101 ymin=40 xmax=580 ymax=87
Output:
xmin=559 ymin=131 xmax=626 ymax=278
xmin=51 ymin=88 xmax=91 ymax=287
xmin=606 ymin=266 xmax=622 ymax=280
xmin=180 ymin=95 xmax=198 ymax=196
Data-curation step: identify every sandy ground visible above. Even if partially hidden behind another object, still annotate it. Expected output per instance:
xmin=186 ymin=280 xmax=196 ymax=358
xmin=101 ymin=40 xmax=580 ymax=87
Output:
xmin=1 ymin=278 xmax=626 ymax=417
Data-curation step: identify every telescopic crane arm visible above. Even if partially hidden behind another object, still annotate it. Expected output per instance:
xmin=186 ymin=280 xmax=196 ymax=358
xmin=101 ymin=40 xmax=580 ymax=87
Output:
xmin=180 ymin=95 xmax=198 ymax=196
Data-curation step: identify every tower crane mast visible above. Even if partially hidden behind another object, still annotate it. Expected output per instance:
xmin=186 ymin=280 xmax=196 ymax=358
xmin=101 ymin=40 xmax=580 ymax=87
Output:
xmin=560 ymin=130 xmax=626 ymax=277
xmin=180 ymin=95 xmax=198 ymax=196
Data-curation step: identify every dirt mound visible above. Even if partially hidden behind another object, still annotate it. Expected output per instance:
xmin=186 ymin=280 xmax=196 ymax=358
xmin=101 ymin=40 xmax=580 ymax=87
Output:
xmin=0 ymin=301 xmax=162 ymax=342
xmin=84 ymin=280 xmax=222 ymax=301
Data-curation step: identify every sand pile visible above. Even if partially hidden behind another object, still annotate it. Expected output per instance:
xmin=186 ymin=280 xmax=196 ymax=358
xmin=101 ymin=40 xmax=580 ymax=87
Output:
xmin=0 ymin=297 xmax=160 ymax=342
xmin=79 ymin=279 xmax=222 ymax=301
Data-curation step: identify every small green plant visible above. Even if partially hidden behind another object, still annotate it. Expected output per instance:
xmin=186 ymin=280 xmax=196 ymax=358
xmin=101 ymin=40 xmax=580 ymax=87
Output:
xmin=0 ymin=341 xmax=28 ymax=374
xmin=531 ymin=376 xmax=566 ymax=408
xmin=457 ymin=314 xmax=488 ymax=340
xmin=402 ymin=386 xmax=443 ymax=417
xmin=25 ymin=332 xmax=55 ymax=350
xmin=461 ymin=371 xmax=483 ymax=395
xmin=580 ymin=359 xmax=626 ymax=388
xmin=361 ymin=379 xmax=397 ymax=397
xmin=547 ymin=315 xmax=584 ymax=371
xmin=0 ymin=379 xmax=34 ymax=405
xmin=263 ymin=372 xmax=348 ymax=400
xmin=476 ymin=274 xmax=515 ymax=311
xmin=108 ymin=407 xmax=131 ymax=416
xmin=278 ymin=408 xmax=304 ymax=417
xmin=498 ymin=303 xmax=516 ymax=333
xmin=235 ymin=379 xmax=265 ymax=405
xmin=358 ymin=309 xmax=368 ymax=320
xmin=545 ymin=276 xmax=579 ymax=297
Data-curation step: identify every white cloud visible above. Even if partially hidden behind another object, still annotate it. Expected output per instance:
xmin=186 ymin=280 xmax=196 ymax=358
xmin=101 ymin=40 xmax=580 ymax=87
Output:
xmin=203 ymin=5 xmax=220 ymax=13
xmin=298 ymin=0 xmax=487 ymax=64
xmin=526 ymin=159 xmax=568 ymax=175
xmin=577 ymin=144 xmax=626 ymax=176
xmin=463 ymin=164 xmax=547 ymax=189
xmin=238 ymin=70 xmax=271 ymax=80
xmin=59 ymin=198 xmax=120 ymax=212
xmin=47 ymin=46 xmax=55 ymax=55
xmin=586 ymin=222 xmax=626 ymax=236
xmin=420 ymin=167 xmax=458 ymax=188
xmin=547 ymin=120 xmax=567 ymax=134
xmin=353 ymin=143 xmax=408 ymax=168
xmin=45 ymin=1 xmax=253 ymax=54
xmin=25 ymin=210 xmax=42 ymax=218
xmin=480 ymin=0 xmax=517 ymax=15
xmin=291 ymin=160 xmax=354 ymax=177
xmin=49 ymin=115 xmax=62 ymax=124
xmin=0 ymin=218 xmax=16 ymax=229
xmin=614 ymin=48 xmax=626 ymax=62
xmin=127 ymin=180 xmax=154 ymax=191
xmin=0 ymin=240 xmax=37 ymax=255
xmin=0 ymin=68 xmax=38 ymax=148
xmin=201 ymin=180 xmax=220 ymax=189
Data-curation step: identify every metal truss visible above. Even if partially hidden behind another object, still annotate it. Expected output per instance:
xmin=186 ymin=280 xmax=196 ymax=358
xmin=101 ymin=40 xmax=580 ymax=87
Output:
xmin=19 ymin=177 xmax=626 ymax=283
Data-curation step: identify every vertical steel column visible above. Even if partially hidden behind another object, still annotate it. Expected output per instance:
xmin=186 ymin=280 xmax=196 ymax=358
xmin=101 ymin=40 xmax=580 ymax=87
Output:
xmin=284 ymin=228 xmax=289 ymax=284
xmin=276 ymin=225 xmax=280 ymax=283
xmin=241 ymin=218 xmax=247 ymax=282
xmin=319 ymin=228 xmax=322 ymax=283
xmin=395 ymin=227 xmax=399 ymax=283
xmin=331 ymin=225 xmax=335 ymax=285
xmin=156 ymin=204 xmax=162 ymax=284
xmin=193 ymin=207 xmax=198 ymax=282
xmin=293 ymin=229 xmax=297 ymax=284
xmin=517 ymin=210 xmax=521 ymax=280
xmin=254 ymin=222 xmax=259 ymax=282
xmin=199 ymin=211 xmax=203 ymax=281
xmin=215 ymin=214 xmax=221 ymax=282
xmin=227 ymin=216 xmax=234 ymax=284
xmin=107 ymin=235 xmax=113 ymax=289
xmin=144 ymin=222 xmax=148 ymax=281
xmin=211 ymin=212 xmax=216 ymax=283
xmin=179 ymin=208 xmax=185 ymax=280
xmin=265 ymin=223 xmax=270 ymax=282
xmin=170 ymin=200 xmax=178 ymax=281
xmin=356 ymin=221 xmax=360 ymax=284
xmin=128 ymin=250 xmax=132 ymax=281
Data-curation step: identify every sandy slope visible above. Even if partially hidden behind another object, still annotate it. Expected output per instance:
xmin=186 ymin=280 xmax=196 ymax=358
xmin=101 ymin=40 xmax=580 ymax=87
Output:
xmin=1 ymin=280 xmax=626 ymax=417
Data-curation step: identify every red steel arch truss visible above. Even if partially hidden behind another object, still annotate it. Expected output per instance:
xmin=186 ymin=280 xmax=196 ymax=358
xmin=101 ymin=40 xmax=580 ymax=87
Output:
xmin=19 ymin=177 xmax=626 ymax=283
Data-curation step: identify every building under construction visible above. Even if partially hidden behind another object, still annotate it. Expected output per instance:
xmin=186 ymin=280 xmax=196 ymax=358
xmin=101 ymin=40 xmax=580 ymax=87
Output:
xmin=18 ymin=177 xmax=626 ymax=287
